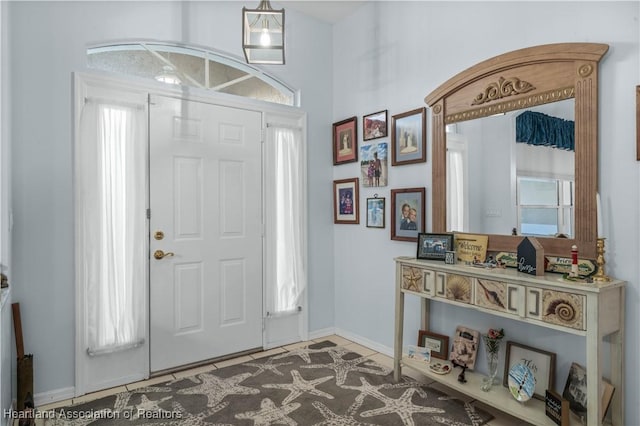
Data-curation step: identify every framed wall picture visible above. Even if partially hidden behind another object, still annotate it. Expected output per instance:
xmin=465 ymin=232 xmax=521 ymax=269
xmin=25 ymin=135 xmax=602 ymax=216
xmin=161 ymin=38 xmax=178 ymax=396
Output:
xmin=391 ymin=107 xmax=426 ymax=165
xmin=360 ymin=142 xmax=388 ymax=187
xmin=333 ymin=116 xmax=358 ymax=165
xmin=417 ymin=233 xmax=454 ymax=260
xmin=418 ymin=330 xmax=449 ymax=360
xmin=366 ymin=197 xmax=385 ymax=228
xmin=503 ymin=341 xmax=556 ymax=401
xmin=363 ymin=110 xmax=388 ymax=141
xmin=333 ymin=178 xmax=359 ymax=224
xmin=391 ymin=187 xmax=425 ymax=242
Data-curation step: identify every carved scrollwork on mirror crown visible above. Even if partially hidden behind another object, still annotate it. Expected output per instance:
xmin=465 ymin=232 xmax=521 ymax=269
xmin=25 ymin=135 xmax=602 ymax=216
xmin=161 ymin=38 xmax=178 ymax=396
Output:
xmin=470 ymin=76 xmax=536 ymax=106
xmin=425 ymin=43 xmax=609 ymax=259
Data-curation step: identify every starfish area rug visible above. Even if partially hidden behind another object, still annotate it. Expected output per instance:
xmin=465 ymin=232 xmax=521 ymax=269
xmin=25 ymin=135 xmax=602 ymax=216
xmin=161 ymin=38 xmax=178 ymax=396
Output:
xmin=41 ymin=340 xmax=493 ymax=426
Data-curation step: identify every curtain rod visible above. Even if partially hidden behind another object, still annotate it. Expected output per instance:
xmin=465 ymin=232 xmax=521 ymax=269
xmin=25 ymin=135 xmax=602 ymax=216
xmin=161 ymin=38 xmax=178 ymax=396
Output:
xmin=266 ymin=122 xmax=303 ymax=131
xmin=84 ymin=96 xmax=146 ymax=111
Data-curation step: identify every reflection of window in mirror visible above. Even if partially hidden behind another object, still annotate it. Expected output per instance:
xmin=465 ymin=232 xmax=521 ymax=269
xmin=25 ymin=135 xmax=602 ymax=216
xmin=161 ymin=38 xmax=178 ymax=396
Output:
xmin=517 ymin=177 xmax=573 ymax=237
xmin=446 ymin=132 xmax=468 ymax=232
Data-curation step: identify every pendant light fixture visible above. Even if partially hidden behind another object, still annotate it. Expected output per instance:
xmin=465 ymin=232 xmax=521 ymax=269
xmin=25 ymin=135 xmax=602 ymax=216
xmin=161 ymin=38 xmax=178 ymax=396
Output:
xmin=242 ymin=0 xmax=285 ymax=65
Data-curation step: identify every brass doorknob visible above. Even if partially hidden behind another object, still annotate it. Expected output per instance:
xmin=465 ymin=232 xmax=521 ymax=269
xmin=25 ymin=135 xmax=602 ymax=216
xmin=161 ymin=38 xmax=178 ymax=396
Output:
xmin=154 ymin=250 xmax=175 ymax=260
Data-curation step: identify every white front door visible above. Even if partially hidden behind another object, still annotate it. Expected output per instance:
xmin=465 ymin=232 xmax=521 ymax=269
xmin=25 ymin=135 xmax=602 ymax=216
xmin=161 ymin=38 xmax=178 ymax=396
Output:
xmin=149 ymin=95 xmax=263 ymax=372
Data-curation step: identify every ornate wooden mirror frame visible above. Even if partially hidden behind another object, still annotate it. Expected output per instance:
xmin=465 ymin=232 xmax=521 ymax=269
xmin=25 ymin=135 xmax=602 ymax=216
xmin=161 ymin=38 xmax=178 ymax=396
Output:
xmin=425 ymin=43 xmax=609 ymax=259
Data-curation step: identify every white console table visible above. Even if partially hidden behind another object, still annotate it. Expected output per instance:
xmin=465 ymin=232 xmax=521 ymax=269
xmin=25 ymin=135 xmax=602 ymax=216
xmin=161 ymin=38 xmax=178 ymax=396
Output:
xmin=393 ymin=256 xmax=625 ymax=426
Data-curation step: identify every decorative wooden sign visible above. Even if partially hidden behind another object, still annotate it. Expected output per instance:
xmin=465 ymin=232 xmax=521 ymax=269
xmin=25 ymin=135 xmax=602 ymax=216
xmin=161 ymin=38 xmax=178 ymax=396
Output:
xmin=545 ymin=389 xmax=569 ymax=426
xmin=517 ymin=237 xmax=545 ymax=276
xmin=454 ymin=233 xmax=488 ymax=264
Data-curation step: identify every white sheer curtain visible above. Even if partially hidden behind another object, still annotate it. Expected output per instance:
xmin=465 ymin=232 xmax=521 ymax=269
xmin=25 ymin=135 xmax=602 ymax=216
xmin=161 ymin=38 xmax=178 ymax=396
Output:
xmin=270 ymin=126 xmax=306 ymax=314
xmin=78 ymin=99 xmax=146 ymax=355
xmin=447 ymin=136 xmax=468 ymax=232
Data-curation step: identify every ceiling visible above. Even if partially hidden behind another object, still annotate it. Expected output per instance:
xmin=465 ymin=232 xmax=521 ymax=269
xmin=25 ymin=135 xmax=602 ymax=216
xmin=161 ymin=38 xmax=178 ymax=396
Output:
xmin=279 ymin=1 xmax=366 ymax=24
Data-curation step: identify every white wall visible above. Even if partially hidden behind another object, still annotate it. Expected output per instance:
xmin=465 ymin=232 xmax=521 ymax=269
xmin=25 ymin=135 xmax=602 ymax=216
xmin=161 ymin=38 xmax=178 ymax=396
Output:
xmin=7 ymin=1 xmax=334 ymax=396
xmin=332 ymin=1 xmax=639 ymax=424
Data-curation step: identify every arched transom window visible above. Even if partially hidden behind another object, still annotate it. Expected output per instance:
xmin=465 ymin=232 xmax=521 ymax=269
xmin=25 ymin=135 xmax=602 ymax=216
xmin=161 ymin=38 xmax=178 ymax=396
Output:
xmin=87 ymin=42 xmax=296 ymax=106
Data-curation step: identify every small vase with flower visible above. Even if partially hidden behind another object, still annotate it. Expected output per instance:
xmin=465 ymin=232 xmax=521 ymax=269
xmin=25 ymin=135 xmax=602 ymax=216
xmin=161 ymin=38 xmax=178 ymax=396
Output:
xmin=481 ymin=328 xmax=505 ymax=392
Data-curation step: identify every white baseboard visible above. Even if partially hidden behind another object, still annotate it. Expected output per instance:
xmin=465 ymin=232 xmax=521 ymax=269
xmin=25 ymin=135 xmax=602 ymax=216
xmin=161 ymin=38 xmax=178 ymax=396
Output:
xmin=308 ymin=327 xmax=335 ymax=341
xmin=34 ymin=386 xmax=75 ymax=407
xmin=334 ymin=328 xmax=393 ymax=358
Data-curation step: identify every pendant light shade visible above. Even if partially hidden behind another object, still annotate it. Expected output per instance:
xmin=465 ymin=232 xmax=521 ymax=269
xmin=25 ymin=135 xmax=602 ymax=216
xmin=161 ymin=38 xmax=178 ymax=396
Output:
xmin=242 ymin=0 xmax=285 ymax=65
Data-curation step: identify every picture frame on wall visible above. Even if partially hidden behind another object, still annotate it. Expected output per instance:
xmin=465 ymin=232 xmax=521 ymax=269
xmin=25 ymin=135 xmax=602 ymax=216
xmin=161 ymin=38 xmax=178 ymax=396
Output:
xmin=360 ymin=142 xmax=388 ymax=187
xmin=417 ymin=233 xmax=454 ymax=260
xmin=333 ymin=178 xmax=359 ymax=224
xmin=391 ymin=187 xmax=425 ymax=242
xmin=418 ymin=330 xmax=449 ymax=360
xmin=363 ymin=110 xmax=388 ymax=141
xmin=503 ymin=341 xmax=556 ymax=401
xmin=333 ymin=116 xmax=358 ymax=165
xmin=391 ymin=107 xmax=426 ymax=165
xmin=366 ymin=197 xmax=385 ymax=228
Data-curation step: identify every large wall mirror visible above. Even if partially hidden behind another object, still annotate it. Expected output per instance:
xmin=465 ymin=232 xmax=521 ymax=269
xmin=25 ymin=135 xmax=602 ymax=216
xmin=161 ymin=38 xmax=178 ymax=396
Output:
xmin=425 ymin=43 xmax=609 ymax=259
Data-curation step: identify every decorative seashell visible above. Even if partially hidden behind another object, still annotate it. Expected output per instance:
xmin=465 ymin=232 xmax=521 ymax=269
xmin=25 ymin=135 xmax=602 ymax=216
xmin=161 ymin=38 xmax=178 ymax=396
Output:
xmin=402 ymin=267 xmax=422 ymax=292
xmin=447 ymin=275 xmax=471 ymax=301
xmin=544 ymin=299 xmax=576 ymax=323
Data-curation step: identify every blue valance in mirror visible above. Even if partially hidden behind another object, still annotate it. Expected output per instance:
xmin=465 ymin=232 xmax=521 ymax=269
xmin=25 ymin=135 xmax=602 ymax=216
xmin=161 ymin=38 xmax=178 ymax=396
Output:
xmin=516 ymin=111 xmax=574 ymax=151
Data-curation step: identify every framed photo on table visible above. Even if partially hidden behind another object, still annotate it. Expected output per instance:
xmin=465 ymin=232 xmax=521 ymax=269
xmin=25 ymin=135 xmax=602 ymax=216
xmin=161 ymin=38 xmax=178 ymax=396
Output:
xmin=333 ymin=116 xmax=358 ymax=165
xmin=418 ymin=330 xmax=449 ymax=360
xmin=390 ymin=187 xmax=425 ymax=242
xmin=417 ymin=233 xmax=454 ymax=260
xmin=503 ymin=341 xmax=556 ymax=401
xmin=391 ymin=107 xmax=426 ymax=165
xmin=363 ymin=110 xmax=388 ymax=141
xmin=333 ymin=178 xmax=359 ymax=224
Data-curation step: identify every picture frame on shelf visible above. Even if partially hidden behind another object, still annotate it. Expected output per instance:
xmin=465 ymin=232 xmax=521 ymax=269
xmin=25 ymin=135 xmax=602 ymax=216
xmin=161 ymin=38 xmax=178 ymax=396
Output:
xmin=363 ymin=109 xmax=388 ymax=141
xmin=366 ymin=197 xmax=385 ymax=228
xmin=333 ymin=178 xmax=359 ymax=224
xmin=449 ymin=326 xmax=479 ymax=370
xmin=417 ymin=233 xmax=454 ymax=260
xmin=391 ymin=107 xmax=426 ymax=165
xmin=545 ymin=389 xmax=569 ymax=426
xmin=390 ymin=187 xmax=425 ymax=242
xmin=333 ymin=116 xmax=358 ymax=165
xmin=406 ymin=345 xmax=431 ymax=364
xmin=418 ymin=330 xmax=449 ymax=360
xmin=503 ymin=341 xmax=556 ymax=401
xmin=562 ymin=362 xmax=615 ymax=423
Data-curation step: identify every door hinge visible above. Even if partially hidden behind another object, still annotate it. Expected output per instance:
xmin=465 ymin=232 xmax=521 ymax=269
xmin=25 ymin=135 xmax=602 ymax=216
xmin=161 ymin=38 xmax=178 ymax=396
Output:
xmin=146 ymin=209 xmax=151 ymax=219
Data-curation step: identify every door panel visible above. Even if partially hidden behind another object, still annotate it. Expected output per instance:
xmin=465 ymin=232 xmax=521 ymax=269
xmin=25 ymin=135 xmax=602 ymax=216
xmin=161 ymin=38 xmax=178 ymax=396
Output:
xmin=149 ymin=95 xmax=263 ymax=372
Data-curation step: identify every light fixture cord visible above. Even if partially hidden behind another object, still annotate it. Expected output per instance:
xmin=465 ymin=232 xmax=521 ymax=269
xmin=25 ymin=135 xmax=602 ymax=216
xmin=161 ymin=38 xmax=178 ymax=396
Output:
xmin=247 ymin=0 xmax=283 ymax=29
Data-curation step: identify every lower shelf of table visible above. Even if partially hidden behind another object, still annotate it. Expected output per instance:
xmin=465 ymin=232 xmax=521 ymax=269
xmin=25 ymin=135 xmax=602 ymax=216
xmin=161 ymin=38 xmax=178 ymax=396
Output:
xmin=400 ymin=356 xmax=584 ymax=426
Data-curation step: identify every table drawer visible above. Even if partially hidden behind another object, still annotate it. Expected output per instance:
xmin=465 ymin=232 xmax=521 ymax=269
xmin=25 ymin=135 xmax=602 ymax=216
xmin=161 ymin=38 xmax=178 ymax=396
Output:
xmin=541 ymin=289 xmax=585 ymax=330
xmin=475 ymin=279 xmax=523 ymax=316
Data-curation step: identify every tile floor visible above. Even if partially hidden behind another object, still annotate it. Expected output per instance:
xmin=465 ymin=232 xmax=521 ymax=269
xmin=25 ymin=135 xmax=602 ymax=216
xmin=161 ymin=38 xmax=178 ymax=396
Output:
xmin=31 ymin=334 xmax=531 ymax=425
